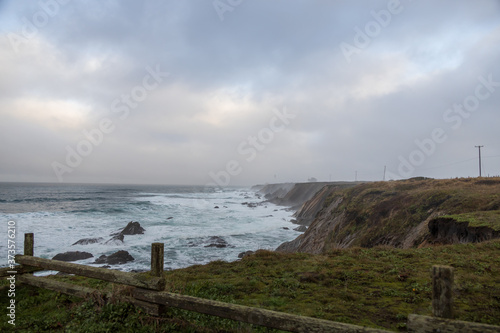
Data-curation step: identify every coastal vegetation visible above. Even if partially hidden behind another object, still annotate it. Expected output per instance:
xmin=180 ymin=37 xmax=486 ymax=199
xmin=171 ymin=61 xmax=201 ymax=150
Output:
xmin=1 ymin=240 xmax=499 ymax=332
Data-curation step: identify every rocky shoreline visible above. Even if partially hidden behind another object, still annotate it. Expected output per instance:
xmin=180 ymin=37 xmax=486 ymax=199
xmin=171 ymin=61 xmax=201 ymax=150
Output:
xmin=51 ymin=178 xmax=500 ymax=268
xmin=52 ymin=221 xmax=145 ymax=266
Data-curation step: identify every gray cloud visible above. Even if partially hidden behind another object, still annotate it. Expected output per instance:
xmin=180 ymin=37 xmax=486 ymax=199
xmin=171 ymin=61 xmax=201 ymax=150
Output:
xmin=1 ymin=0 xmax=499 ymax=185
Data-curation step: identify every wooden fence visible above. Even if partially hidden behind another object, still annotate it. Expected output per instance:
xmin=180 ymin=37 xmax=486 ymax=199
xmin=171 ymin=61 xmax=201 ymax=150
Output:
xmin=2 ymin=233 xmax=500 ymax=333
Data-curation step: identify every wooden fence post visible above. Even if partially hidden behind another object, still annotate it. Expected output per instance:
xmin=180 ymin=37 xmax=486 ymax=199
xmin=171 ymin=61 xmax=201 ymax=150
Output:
xmin=24 ymin=233 xmax=34 ymax=256
xmin=151 ymin=243 xmax=164 ymax=277
xmin=432 ymin=265 xmax=454 ymax=319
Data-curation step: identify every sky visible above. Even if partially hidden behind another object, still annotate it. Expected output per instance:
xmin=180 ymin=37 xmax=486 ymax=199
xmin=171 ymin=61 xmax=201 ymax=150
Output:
xmin=0 ymin=0 xmax=499 ymax=186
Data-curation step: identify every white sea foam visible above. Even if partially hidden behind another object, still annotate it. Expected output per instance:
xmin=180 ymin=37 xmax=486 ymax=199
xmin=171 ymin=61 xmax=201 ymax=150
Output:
xmin=0 ymin=184 xmax=300 ymax=274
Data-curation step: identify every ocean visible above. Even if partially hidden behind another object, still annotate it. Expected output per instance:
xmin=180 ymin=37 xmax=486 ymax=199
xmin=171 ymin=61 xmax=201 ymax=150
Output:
xmin=0 ymin=182 xmax=299 ymax=274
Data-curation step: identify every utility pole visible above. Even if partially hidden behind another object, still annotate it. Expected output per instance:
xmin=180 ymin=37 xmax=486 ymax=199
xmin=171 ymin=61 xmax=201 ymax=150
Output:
xmin=475 ymin=145 xmax=484 ymax=177
xmin=355 ymin=171 xmax=358 ymax=182
xmin=383 ymin=166 xmax=386 ymax=181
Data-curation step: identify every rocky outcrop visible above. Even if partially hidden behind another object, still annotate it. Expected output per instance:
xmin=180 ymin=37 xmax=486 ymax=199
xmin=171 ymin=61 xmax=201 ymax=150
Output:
xmin=72 ymin=238 xmax=104 ymax=246
xmin=428 ymin=217 xmax=500 ymax=244
xmin=52 ymin=251 xmax=93 ymax=262
xmin=277 ymin=197 xmax=346 ymax=253
xmin=204 ymin=236 xmax=230 ymax=248
xmin=256 ymin=181 xmax=359 ymax=211
xmin=95 ymin=250 xmax=134 ymax=265
xmin=104 ymin=221 xmax=145 ymax=245
xmin=119 ymin=221 xmax=145 ymax=235
xmin=292 ymin=183 xmax=358 ymax=225
xmin=71 ymin=222 xmax=146 ymax=247
xmin=104 ymin=233 xmax=124 ymax=245
xmin=188 ymin=236 xmax=232 ymax=248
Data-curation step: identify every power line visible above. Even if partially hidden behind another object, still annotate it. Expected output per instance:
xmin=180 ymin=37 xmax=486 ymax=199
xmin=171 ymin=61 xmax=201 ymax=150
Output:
xmin=352 ymin=154 xmax=499 ymax=180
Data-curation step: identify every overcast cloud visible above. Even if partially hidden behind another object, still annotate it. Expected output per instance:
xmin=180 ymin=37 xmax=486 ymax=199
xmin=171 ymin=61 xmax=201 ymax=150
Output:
xmin=0 ymin=0 xmax=499 ymax=186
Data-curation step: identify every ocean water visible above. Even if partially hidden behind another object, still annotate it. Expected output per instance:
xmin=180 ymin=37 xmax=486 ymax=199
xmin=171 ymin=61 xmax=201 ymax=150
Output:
xmin=0 ymin=182 xmax=299 ymax=274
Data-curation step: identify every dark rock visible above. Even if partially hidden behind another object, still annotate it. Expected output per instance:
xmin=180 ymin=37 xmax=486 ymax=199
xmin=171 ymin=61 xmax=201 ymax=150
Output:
xmin=204 ymin=236 xmax=229 ymax=248
xmin=242 ymin=202 xmax=259 ymax=207
xmin=214 ymin=206 xmax=219 ymax=209
xmin=52 ymin=251 xmax=93 ymax=262
xmin=120 ymin=221 xmax=145 ymax=235
xmin=167 ymin=217 xmax=174 ymax=220
xmin=294 ymin=226 xmax=308 ymax=232
xmin=283 ymin=227 xmax=290 ymax=230
xmin=72 ymin=238 xmax=104 ymax=246
xmin=238 ymin=251 xmax=255 ymax=258
xmin=95 ymin=255 xmax=107 ymax=264
xmin=104 ymin=233 xmax=124 ymax=245
xmin=428 ymin=217 xmax=500 ymax=244
xmin=95 ymin=250 xmax=134 ymax=265
xmin=188 ymin=236 xmax=233 ymax=248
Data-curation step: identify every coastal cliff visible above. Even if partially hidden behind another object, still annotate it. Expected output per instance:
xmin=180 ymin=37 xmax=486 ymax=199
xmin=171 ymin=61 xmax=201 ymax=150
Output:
xmin=254 ymin=181 xmax=359 ymax=211
xmin=276 ymin=178 xmax=500 ymax=254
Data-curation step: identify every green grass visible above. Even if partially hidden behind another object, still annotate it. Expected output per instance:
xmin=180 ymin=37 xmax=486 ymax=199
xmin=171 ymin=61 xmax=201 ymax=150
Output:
xmin=2 ymin=240 xmax=500 ymax=332
xmin=442 ymin=210 xmax=500 ymax=231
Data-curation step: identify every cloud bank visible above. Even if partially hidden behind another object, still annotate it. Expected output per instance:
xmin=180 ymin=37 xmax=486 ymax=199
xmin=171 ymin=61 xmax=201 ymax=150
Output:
xmin=1 ymin=0 xmax=499 ymax=185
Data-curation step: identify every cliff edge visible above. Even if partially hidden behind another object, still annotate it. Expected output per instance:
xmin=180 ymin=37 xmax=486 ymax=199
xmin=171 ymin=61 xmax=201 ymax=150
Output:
xmin=254 ymin=181 xmax=359 ymax=211
xmin=277 ymin=178 xmax=500 ymax=253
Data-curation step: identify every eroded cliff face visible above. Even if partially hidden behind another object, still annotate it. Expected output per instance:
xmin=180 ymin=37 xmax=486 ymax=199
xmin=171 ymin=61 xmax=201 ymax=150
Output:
xmin=277 ymin=178 xmax=500 ymax=254
xmin=256 ymin=181 xmax=358 ymax=211
xmin=428 ymin=217 xmax=500 ymax=244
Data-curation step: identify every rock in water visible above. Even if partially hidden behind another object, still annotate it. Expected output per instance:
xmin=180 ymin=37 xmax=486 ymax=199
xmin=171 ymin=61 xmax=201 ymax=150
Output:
xmin=204 ymin=236 xmax=229 ymax=248
xmin=95 ymin=250 xmax=134 ymax=265
xmin=104 ymin=233 xmax=124 ymax=245
xmin=72 ymin=237 xmax=104 ymax=246
xmin=119 ymin=221 xmax=145 ymax=235
xmin=294 ymin=226 xmax=307 ymax=232
xmin=52 ymin=251 xmax=93 ymax=262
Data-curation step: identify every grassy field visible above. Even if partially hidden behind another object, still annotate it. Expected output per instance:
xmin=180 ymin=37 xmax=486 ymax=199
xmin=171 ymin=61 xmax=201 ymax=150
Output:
xmin=443 ymin=210 xmax=500 ymax=231
xmin=1 ymin=240 xmax=499 ymax=332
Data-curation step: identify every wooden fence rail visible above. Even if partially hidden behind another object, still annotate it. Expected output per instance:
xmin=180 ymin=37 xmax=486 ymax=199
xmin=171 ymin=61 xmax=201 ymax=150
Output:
xmin=3 ymin=233 xmax=500 ymax=333
xmin=133 ymin=288 xmax=390 ymax=333
xmin=15 ymin=255 xmax=164 ymax=291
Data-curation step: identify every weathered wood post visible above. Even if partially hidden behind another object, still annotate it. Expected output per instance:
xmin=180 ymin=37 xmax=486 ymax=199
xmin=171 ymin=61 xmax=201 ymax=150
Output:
xmin=151 ymin=243 xmax=164 ymax=277
xmin=432 ymin=265 xmax=454 ymax=319
xmin=23 ymin=233 xmax=35 ymax=275
xmin=24 ymin=233 xmax=34 ymax=256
